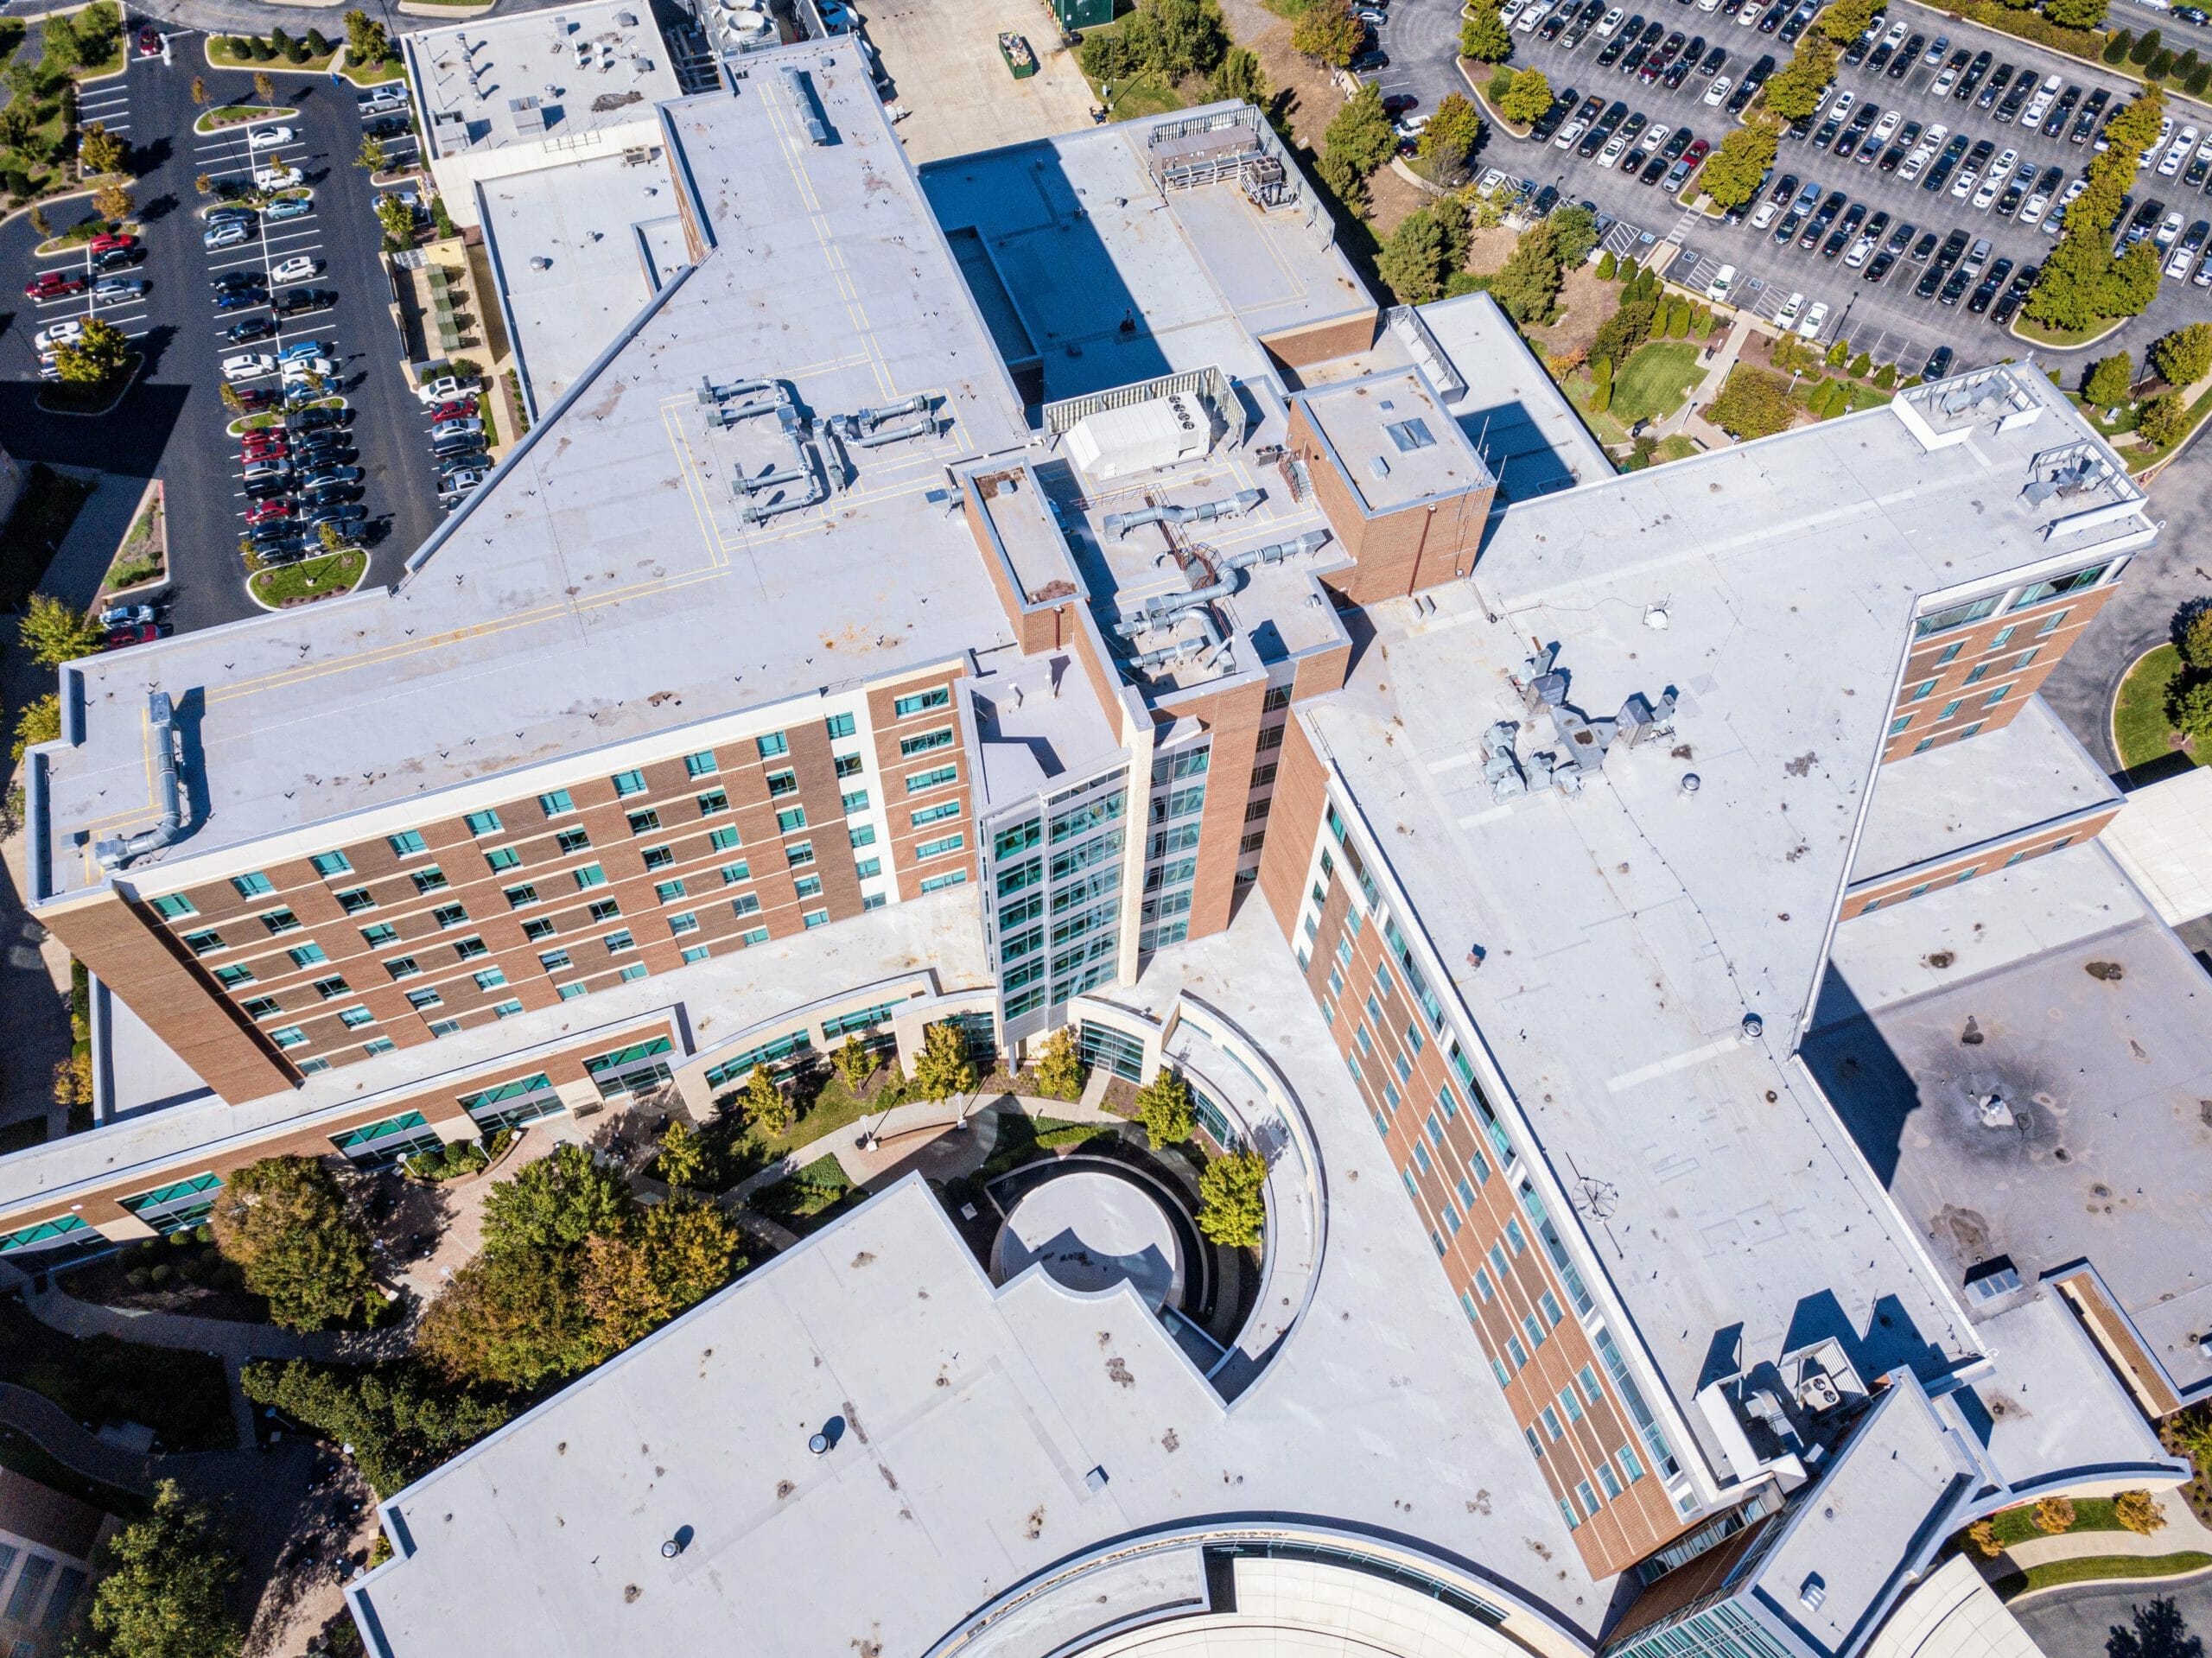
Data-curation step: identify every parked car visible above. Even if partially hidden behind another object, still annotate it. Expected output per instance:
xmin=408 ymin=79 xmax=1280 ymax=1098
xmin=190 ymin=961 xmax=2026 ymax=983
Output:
xmin=87 ymin=232 xmax=137 ymax=257
xmin=223 ymin=353 xmax=278 ymax=382
xmin=416 ymin=376 xmax=480 ymax=405
xmin=271 ymin=257 xmax=322 ymax=285
xmin=92 ymin=277 xmax=146 ymax=302
xmin=92 ymin=246 xmax=144 ymax=273
xmin=23 ymin=270 xmax=86 ymax=301
xmin=1796 ymin=299 xmax=1829 ymax=337
xmin=276 ymin=288 xmax=339 ymax=317
xmin=277 ymin=340 xmax=328 ymax=365
xmin=1923 ymin=344 xmax=1955 ymax=379
xmin=245 ymin=499 xmax=293 ymax=525
xmin=214 ymin=289 xmax=267 ymax=313
xmin=227 ymin=316 xmax=278 ymax=344
xmin=32 ymin=320 xmax=82 ymax=352
xmin=104 ymin=622 xmax=158 ymax=650
xmin=204 ymin=221 xmax=251 ymax=251
xmin=283 ymin=356 xmax=337 ymax=379
xmin=247 ymin=125 xmax=295 ymax=147
xmin=289 ymin=405 xmax=354 ymax=432
xmin=136 ymin=24 xmax=161 ymax=54
xmin=252 ymin=166 xmax=303 ymax=191
xmin=99 ymin=602 xmax=156 ymax=630
xmin=302 ymin=466 xmax=364 ymax=489
xmin=266 ymin=195 xmax=315 ymax=222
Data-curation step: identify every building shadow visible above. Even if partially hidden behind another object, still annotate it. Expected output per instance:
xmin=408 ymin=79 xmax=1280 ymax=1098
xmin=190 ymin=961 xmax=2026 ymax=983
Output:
xmin=1799 ymin=970 xmax=1920 ymax=1187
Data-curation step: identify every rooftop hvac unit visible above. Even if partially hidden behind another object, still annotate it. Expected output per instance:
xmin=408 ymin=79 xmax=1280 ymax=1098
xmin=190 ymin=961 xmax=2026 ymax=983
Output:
xmin=1065 ymin=394 xmax=1207 ymax=480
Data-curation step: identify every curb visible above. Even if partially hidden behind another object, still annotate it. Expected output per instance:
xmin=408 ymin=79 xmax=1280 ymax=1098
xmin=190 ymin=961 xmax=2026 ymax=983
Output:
xmin=192 ymin=104 xmax=298 ymax=135
xmin=2109 ymin=642 xmax=2181 ymax=775
xmin=35 ymin=353 xmax=142 ymax=419
xmin=2005 ymin=1559 xmax=2212 ymax=1607
xmin=2009 ymin=313 xmax=2133 ymax=353
xmin=244 ymin=549 xmax=368 ymax=612
xmin=99 ymin=476 xmax=166 ymax=602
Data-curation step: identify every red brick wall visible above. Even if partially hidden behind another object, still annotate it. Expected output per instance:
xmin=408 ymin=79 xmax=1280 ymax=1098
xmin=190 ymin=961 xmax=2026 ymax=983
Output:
xmin=1883 ymin=584 xmax=2120 ymax=762
xmin=1841 ymin=807 xmax=2119 ymax=918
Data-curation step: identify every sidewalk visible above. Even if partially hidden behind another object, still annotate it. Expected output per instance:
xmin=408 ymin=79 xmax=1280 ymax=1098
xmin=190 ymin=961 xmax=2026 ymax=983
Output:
xmin=1660 ymin=310 xmax=1757 ymax=448
xmin=728 ymin=1091 xmax=1125 ymax=1204
xmin=1993 ymin=1495 xmax=2212 ymax=1574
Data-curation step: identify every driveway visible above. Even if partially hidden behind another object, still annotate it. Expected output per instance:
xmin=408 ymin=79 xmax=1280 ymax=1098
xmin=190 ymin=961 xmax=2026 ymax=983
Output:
xmin=2013 ymin=1574 xmax=2212 ymax=1658
xmin=2037 ymin=429 xmax=2212 ymax=772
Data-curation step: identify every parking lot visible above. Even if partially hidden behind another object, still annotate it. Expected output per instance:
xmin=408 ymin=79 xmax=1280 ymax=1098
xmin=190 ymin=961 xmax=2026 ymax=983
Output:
xmin=0 ymin=30 xmax=446 ymax=632
xmin=1363 ymin=0 xmax=2212 ymax=371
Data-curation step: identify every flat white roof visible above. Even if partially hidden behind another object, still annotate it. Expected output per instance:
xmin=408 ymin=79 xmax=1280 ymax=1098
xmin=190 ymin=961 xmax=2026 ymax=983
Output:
xmin=407 ymin=0 xmax=680 ymax=157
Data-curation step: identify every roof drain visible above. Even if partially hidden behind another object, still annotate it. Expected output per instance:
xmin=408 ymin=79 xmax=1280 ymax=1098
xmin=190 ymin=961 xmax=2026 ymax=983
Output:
xmin=1103 ymin=489 xmax=1262 ymax=540
xmin=94 ymin=691 xmax=184 ymax=872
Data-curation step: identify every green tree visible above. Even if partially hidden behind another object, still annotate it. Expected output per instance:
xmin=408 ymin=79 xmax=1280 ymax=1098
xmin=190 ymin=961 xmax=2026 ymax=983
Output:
xmin=1596 ymin=248 xmax=1618 ymax=280
xmin=417 ymin=1240 xmax=604 ymax=1388
xmin=2083 ymin=351 xmax=2134 ymax=405
xmin=480 ymin=1142 xmax=635 ymax=1259
xmin=1824 ymin=337 xmax=1848 ymax=368
xmin=73 ymin=1 xmax=121 ymax=67
xmin=2104 ymin=24 xmax=2134 ymax=60
xmin=240 ymin=1359 xmax=510 ymax=1496
xmin=16 ymin=593 xmax=105 ymax=666
xmin=1459 ymin=2 xmax=1512 ymax=62
xmin=1135 ymin=1067 xmax=1196 ymax=1145
xmin=92 ymin=181 xmax=133 ymax=225
xmin=306 ymin=27 xmax=333 ymax=55
xmin=1591 ymin=296 xmax=1656 ymax=368
xmin=2177 ymin=606 xmax=2212 ymax=671
xmin=27 ymin=204 xmax=47 ymax=238
xmin=41 ymin=11 xmax=77 ymax=69
xmin=1197 ymin=1150 xmax=1268 ymax=1247
xmin=1699 ymin=118 xmax=1780 ymax=210
xmin=1764 ymin=39 xmax=1840 ymax=122
xmin=2138 ymin=391 xmax=2190 ymax=448
xmin=2028 ymin=89 xmax=2167 ymax=333
xmin=1708 ymin=365 xmax=1798 ymax=439
xmin=357 ymin=134 xmax=386 ymax=173
xmin=1491 ymin=216 xmax=1563 ymax=322
xmin=1496 ymin=65 xmax=1554 ymax=127
xmin=1549 ymin=202 xmax=1598 ymax=264
xmin=1291 ymin=0 xmax=1364 ymax=66
xmin=1420 ymin=91 xmax=1482 ymax=172
xmin=2190 ymin=60 xmax=2212 ymax=97
xmin=1817 ymin=0 xmax=1880 ymax=43
xmin=345 ymin=8 xmax=390 ymax=64
xmin=210 ymin=1155 xmax=379 ymax=1331
xmin=1378 ymin=206 xmax=1451 ymax=303
xmin=832 ymin=1032 xmax=876 ymax=1091
xmin=2133 ymin=25 xmax=2162 ymax=62
xmin=1874 ymin=361 xmax=1897 ymax=391
xmin=738 ymin=1064 xmax=794 ymax=1136
xmin=636 ymin=1191 xmax=740 ymax=1311
xmin=2152 ymin=321 xmax=2212 ymax=388
xmin=2150 ymin=48 xmax=2175 ymax=80
xmin=1590 ymin=354 xmax=1613 ymax=414
xmin=376 ymin=190 xmax=416 ymax=246
xmin=79 ymin=122 xmax=126 ymax=176
xmin=78 ymin=1481 xmax=241 ymax=1658
xmin=655 ymin=1117 xmax=709 ymax=1188
xmin=1848 ymin=350 xmax=1872 ymax=378
xmin=1032 ymin=1026 xmax=1088 ymax=1101
xmin=13 ymin=692 xmax=59 ymax=762
xmin=910 ymin=1020 xmax=978 ymax=1102
xmin=269 ymin=23 xmax=292 ymax=56
xmin=1209 ymin=45 xmax=1267 ymax=105
xmin=2115 ymin=1490 xmax=2169 ymax=1535
xmin=1324 ymin=80 xmax=1395 ymax=175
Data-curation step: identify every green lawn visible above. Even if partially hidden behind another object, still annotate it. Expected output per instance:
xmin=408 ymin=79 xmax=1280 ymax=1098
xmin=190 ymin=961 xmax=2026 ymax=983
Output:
xmin=1996 ymin=1553 xmax=2212 ymax=1598
xmin=1986 ymin=1497 xmax=2124 ymax=1547
xmin=2128 ymin=385 xmax=2212 ymax=474
xmin=2015 ymin=314 xmax=2120 ymax=350
xmin=1562 ymin=372 xmax=1632 ymax=449
xmin=751 ymin=1153 xmax=865 ymax=1235
xmin=194 ymin=103 xmax=295 ymax=135
xmin=250 ymin=549 xmax=364 ymax=607
xmin=1099 ymin=72 xmax=1185 ymax=121
xmin=2113 ymin=645 xmax=2197 ymax=774
xmin=1611 ymin=342 xmax=1705 ymax=425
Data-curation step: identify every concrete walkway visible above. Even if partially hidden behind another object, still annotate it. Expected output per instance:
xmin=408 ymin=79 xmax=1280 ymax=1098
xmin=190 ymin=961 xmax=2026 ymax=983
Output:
xmin=728 ymin=1090 xmax=1124 ymax=1204
xmin=1661 ymin=310 xmax=1756 ymax=448
xmin=1992 ymin=1496 xmax=2212 ymax=1575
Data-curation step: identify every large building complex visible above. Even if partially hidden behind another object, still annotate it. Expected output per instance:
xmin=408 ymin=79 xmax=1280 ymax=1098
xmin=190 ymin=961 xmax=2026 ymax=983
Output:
xmin=3 ymin=29 xmax=2202 ymax=1658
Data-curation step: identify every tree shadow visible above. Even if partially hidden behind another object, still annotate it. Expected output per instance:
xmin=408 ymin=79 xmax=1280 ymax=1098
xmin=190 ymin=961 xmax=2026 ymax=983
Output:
xmin=2108 ymin=1598 xmax=2204 ymax=1658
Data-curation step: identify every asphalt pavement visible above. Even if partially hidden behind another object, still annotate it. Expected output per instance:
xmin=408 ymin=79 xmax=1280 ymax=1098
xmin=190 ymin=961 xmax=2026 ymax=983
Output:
xmin=0 ymin=34 xmax=445 ymax=632
xmin=1365 ymin=0 xmax=2212 ymax=372
xmin=2012 ymin=1572 xmax=2212 ymax=1658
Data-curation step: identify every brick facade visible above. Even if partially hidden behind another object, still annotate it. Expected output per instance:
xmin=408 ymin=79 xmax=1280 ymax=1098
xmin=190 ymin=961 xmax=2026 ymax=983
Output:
xmin=1882 ymin=583 xmax=2120 ymax=763
xmin=1259 ymin=308 xmax=1379 ymax=372
xmin=1286 ymin=402 xmax=1495 ymax=606
xmin=1840 ymin=807 xmax=2120 ymax=919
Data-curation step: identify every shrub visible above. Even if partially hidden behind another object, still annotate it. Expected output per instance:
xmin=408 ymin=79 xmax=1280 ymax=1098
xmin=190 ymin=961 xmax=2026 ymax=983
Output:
xmin=1825 ymin=337 xmax=1849 ymax=368
xmin=250 ymin=34 xmax=276 ymax=59
xmin=1595 ymin=248 xmax=1618 ymax=281
xmin=2132 ymin=25 xmax=2161 ymax=62
xmin=2105 ymin=27 xmax=2133 ymax=61
xmin=2032 ymin=1495 xmax=2077 ymax=1534
xmin=2152 ymin=322 xmax=2212 ymax=388
xmin=1873 ymin=362 xmax=1897 ymax=391
xmin=2137 ymin=391 xmax=2191 ymax=448
xmin=1136 ymin=1068 xmax=1197 ymax=1145
xmin=1848 ymin=351 xmax=1872 ymax=378
xmin=1591 ymin=355 xmax=1613 ymax=414
xmin=1198 ymin=1150 xmax=1268 ymax=1247
xmin=2083 ymin=352 xmax=2133 ymax=406
xmin=305 ymin=27 xmax=331 ymax=54
xmin=1033 ymin=1026 xmax=1088 ymax=1102
xmin=1708 ymin=365 xmax=1798 ymax=440
xmin=2150 ymin=48 xmax=2176 ymax=79
xmin=2115 ymin=1490 xmax=2168 ymax=1535
xmin=1967 ymin=1520 xmax=2003 ymax=1559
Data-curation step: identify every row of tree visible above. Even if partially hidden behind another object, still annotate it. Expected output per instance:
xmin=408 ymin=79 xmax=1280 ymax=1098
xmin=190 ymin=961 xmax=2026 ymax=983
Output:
xmin=2024 ymin=86 xmax=2165 ymax=332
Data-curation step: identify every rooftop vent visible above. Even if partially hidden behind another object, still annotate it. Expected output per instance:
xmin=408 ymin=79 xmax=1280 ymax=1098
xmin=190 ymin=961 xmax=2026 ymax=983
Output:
xmin=1964 ymin=1258 xmax=2024 ymax=1304
xmin=1801 ymin=1577 xmax=1827 ymax=1612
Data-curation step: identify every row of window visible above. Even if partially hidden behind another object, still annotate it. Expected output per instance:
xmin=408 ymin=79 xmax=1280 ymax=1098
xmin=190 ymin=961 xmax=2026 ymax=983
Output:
xmin=1856 ymin=835 xmax=2072 ymax=913
xmin=1910 ymin=565 xmax=2108 ymax=641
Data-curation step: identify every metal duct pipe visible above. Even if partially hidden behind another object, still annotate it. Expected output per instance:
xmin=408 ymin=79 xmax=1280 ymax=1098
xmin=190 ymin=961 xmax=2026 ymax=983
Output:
xmin=698 ymin=375 xmax=775 ymax=406
xmin=1224 ymin=528 xmax=1330 ymax=569
xmin=1103 ymin=489 xmax=1263 ymax=540
xmin=848 ymin=413 xmax=936 ymax=448
xmin=708 ymin=392 xmax=791 ymax=428
xmin=849 ymin=392 xmax=931 ymax=429
xmin=780 ymin=66 xmax=832 ymax=144
xmin=1127 ymin=612 xmax=1230 ymax=672
xmin=739 ymin=434 xmax=828 ymax=525
xmin=94 ymin=691 xmax=183 ymax=871
xmin=1111 ymin=571 xmax=1237 ymax=638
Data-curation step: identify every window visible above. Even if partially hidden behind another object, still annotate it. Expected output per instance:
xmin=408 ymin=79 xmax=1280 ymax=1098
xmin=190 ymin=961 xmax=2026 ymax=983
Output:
xmin=311 ymin=850 xmax=353 ymax=879
xmin=429 ymin=1019 xmax=462 ymax=1037
xmin=2010 ymin=565 xmax=2107 ymax=610
xmin=336 ymin=887 xmax=376 ymax=915
xmin=757 ymin=732 xmax=789 ymax=759
xmin=505 ymin=884 xmax=539 ymax=910
xmin=362 ymin=923 xmax=399 ymax=948
xmin=287 ymin=943 xmax=327 ymax=969
xmin=655 ymin=880 xmax=687 ymax=904
xmin=243 ymin=995 xmax=282 ymax=1020
xmin=1983 ymin=683 xmax=2012 ymax=708
xmin=260 ymin=908 xmax=301 ymax=935
xmin=1908 ymin=679 xmax=1936 ymax=702
xmin=574 ymin=864 xmax=607 ymax=890
xmin=339 ymin=1006 xmax=376 ymax=1029
xmin=638 ymin=846 xmax=672 ymax=872
xmin=432 ymin=903 xmax=469 ymax=929
xmin=523 ymin=918 xmax=557 ymax=941
xmin=795 ymin=874 xmax=823 ymax=899
xmin=682 ymin=945 xmax=710 ymax=964
xmin=153 ymin=893 xmax=198 ymax=918
xmin=855 ymin=856 xmax=882 ymax=880
xmin=1473 ymin=1266 xmax=1495 ymax=1301
xmin=1579 ymin=1365 xmax=1604 ymax=1407
xmin=684 ymin=750 xmax=720 ymax=778
xmin=731 ymin=894 xmax=763 ymax=918
xmin=1507 ymin=1335 xmax=1529 ymax=1369
xmin=539 ymin=789 xmax=575 ymax=816
xmin=270 ymin=1026 xmax=308 ymax=1050
xmin=785 ymin=840 xmax=815 ymax=867
xmin=803 ymin=908 xmax=830 ymax=928
xmin=2012 ymin=646 xmax=2041 ymax=671
xmin=611 ymin=768 xmax=647 ymax=797
xmin=1933 ymin=643 xmax=1965 ymax=667
xmin=464 ymin=809 xmax=502 ymax=836
xmin=669 ymin=912 xmax=699 ymax=936
xmin=605 ymin=930 xmax=636 ymax=953
xmin=899 ymin=727 xmax=954 ymax=758
xmin=776 ymin=807 xmax=808 ymax=834
xmin=1618 ymin=1444 xmax=1646 ymax=1483
xmin=720 ymin=861 xmax=753 ymax=885
xmin=487 ymin=998 xmax=523 ymax=1017
xmin=559 ymin=983 xmax=589 ymax=1001
xmin=2037 ymin=607 xmax=2071 ymax=637
xmin=842 ymin=790 xmax=870 ymax=815
xmin=1959 ymin=721 xmax=1985 ymax=740
xmin=906 ymin=765 xmax=958 ymax=794
xmin=919 ymin=868 xmax=968 ymax=893
xmin=849 ymin=823 xmax=877 ymax=849
xmin=627 ymin=809 xmax=662 ymax=835
xmin=824 ymin=713 xmax=855 ymax=739
xmin=620 ymin=964 xmax=650 ymax=983
xmin=588 ymin=899 xmax=622 ymax=923
xmin=1524 ymin=1313 xmax=1547 ymax=1350
xmin=215 ymin=964 xmax=255 ymax=988
xmin=389 ymin=831 xmax=428 ymax=857
xmin=709 ymin=826 xmax=742 ymax=852
xmin=538 ymin=949 xmax=572 ymax=971
xmin=918 ymin=830 xmax=963 ymax=858
xmin=836 ymin=753 xmax=865 ymax=779
xmin=454 ymin=937 xmax=487 ymax=961
xmin=1938 ymin=700 xmax=1964 ymax=721
xmin=232 ymin=873 xmax=273 ymax=899
xmin=1505 ymin=1218 xmax=1527 ymax=1255
xmin=1541 ymin=1406 xmax=1565 ymax=1440
xmin=1913 ymin=595 xmax=2000 ymax=638
xmin=406 ymin=988 xmax=442 ymax=1010
xmin=486 ymin=848 xmax=521 ymax=873
xmin=696 ymin=789 xmax=729 ymax=816
xmin=473 ymin=968 xmax=508 ymax=990
xmin=1990 ymin=626 xmax=2018 ymax=650
xmin=912 ymin=800 xmax=961 ymax=827
xmin=893 ymin=686 xmax=950 ymax=716
xmin=183 ymin=929 xmax=225 ymax=955
xmin=311 ymin=975 xmax=350 ymax=1000
xmin=410 ymin=866 xmax=448 ymax=895
xmin=1541 ymin=1289 xmax=1565 ymax=1325
xmin=385 ymin=956 xmax=420 ymax=980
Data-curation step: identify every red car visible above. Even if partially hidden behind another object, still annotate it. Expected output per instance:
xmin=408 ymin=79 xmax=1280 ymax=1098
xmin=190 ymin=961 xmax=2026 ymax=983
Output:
xmin=245 ymin=499 xmax=292 ymax=524
xmin=241 ymin=433 xmax=288 ymax=454
xmin=136 ymin=24 xmax=160 ymax=54
xmin=23 ymin=270 xmax=86 ymax=301
xmin=428 ymin=397 xmax=478 ymax=422
xmin=104 ymin=622 xmax=157 ymax=650
xmin=87 ymin=232 xmax=137 ymax=256
xmin=233 ymin=388 xmax=280 ymax=412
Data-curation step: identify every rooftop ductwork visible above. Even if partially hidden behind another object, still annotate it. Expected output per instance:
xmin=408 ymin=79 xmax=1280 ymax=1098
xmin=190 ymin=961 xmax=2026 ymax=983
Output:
xmin=780 ymin=65 xmax=833 ymax=145
xmin=738 ymin=424 xmax=829 ymax=525
xmin=845 ymin=412 xmax=936 ymax=448
xmin=1109 ymin=530 xmax=1331 ymax=638
xmin=94 ymin=691 xmax=185 ymax=871
xmin=1127 ymin=611 xmax=1230 ymax=673
xmin=1102 ymin=489 xmax=1262 ymax=541
xmin=830 ymin=396 xmax=938 ymax=448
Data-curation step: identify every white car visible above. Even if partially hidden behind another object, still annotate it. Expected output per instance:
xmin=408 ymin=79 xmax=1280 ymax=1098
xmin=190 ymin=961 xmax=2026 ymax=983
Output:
xmin=33 ymin=320 xmax=82 ymax=352
xmin=1970 ymin=175 xmax=2001 ymax=212
xmin=1554 ymin=119 xmax=1587 ymax=150
xmin=1930 ymin=64 xmax=1958 ymax=96
xmin=247 ymin=125 xmax=294 ymax=147
xmin=1950 ymin=165 xmax=1980 ymax=200
xmin=1595 ymin=4 xmax=1624 ymax=33
xmin=1796 ymin=299 xmax=1829 ymax=339
xmin=2169 ymin=239 xmax=2199 ymax=278
xmin=222 ymin=352 xmax=277 ymax=381
xmin=1599 ymin=133 xmax=1630 ymax=167
xmin=270 ymin=256 xmax=321 ymax=284
xmin=1751 ymin=197 xmax=1779 ymax=227
xmin=1775 ymin=290 xmax=1806 ymax=327
xmin=252 ymin=165 xmax=302 ymax=191
xmin=1869 ymin=110 xmax=1902 ymax=148
xmin=1991 ymin=146 xmax=2018 ymax=180
xmin=1703 ymin=74 xmax=1732 ymax=105
xmin=1706 ymin=262 xmax=1737 ymax=301
xmin=1844 ymin=233 xmax=1876 ymax=267
xmin=1515 ymin=0 xmax=1551 ymax=32
xmin=416 ymin=374 xmax=479 ymax=404
xmin=92 ymin=276 xmax=144 ymax=302
xmin=2020 ymin=187 xmax=2051 ymax=226
xmin=2159 ymin=127 xmax=2198 ymax=176
xmin=282 ymin=355 xmax=337 ymax=380
xmin=1827 ymin=89 xmax=1855 ymax=123
xmin=2157 ymin=211 xmax=2185 ymax=247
